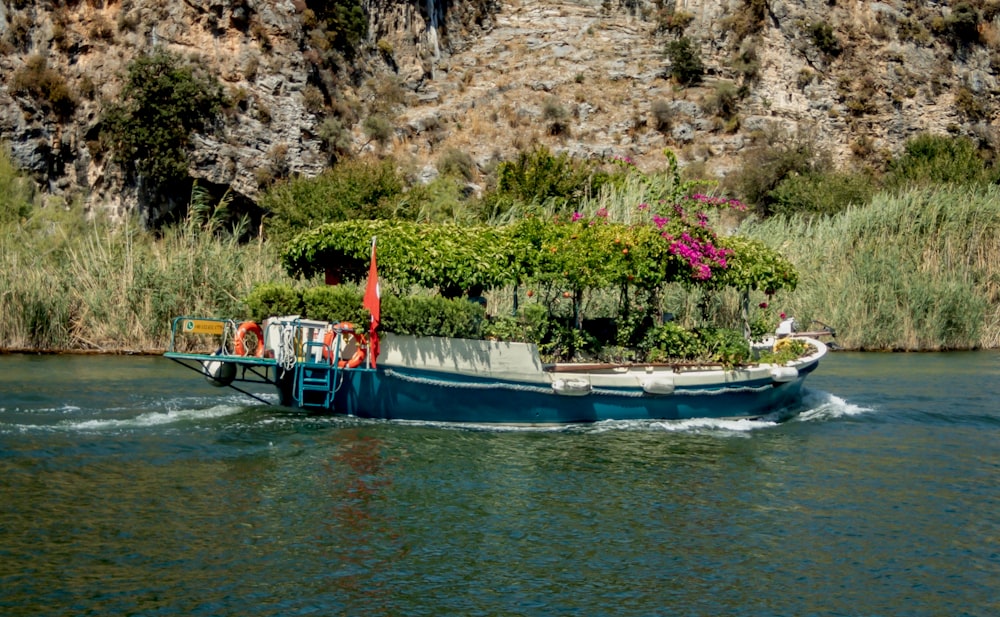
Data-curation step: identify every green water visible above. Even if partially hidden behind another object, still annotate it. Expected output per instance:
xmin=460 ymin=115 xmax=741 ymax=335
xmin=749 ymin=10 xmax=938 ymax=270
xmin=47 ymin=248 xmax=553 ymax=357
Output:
xmin=1 ymin=352 xmax=998 ymax=616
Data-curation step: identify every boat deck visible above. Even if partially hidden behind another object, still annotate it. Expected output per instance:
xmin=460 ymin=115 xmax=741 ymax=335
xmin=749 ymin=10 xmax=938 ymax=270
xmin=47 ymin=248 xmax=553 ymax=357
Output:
xmin=163 ymin=316 xmax=374 ymax=409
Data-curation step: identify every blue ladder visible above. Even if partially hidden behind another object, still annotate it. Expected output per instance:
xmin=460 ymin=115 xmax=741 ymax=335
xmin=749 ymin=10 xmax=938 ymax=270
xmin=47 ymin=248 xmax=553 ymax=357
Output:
xmin=293 ymin=341 xmax=338 ymax=410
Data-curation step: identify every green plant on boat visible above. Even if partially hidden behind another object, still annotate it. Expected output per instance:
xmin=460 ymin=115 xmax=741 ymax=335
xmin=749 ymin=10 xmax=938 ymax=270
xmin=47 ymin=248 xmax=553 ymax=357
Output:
xmin=279 ymin=160 xmax=798 ymax=364
xmin=757 ymin=338 xmax=815 ymax=365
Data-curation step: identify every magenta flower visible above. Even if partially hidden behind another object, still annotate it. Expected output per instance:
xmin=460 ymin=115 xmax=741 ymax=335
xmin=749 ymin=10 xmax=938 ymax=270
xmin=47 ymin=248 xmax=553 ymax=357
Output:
xmin=571 ymin=212 xmax=583 ymax=222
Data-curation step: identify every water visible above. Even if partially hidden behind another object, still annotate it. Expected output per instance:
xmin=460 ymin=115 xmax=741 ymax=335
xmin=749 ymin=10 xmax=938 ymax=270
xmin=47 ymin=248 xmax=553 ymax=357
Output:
xmin=1 ymin=352 xmax=998 ymax=616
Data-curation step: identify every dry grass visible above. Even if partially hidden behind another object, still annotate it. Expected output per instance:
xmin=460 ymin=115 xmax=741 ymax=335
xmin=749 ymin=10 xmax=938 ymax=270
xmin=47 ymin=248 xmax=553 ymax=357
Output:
xmin=742 ymin=185 xmax=1000 ymax=350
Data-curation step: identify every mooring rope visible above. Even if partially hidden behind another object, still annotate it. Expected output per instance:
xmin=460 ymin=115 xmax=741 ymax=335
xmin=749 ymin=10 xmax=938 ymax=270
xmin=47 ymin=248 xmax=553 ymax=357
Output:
xmin=221 ymin=320 xmax=238 ymax=355
xmin=278 ymin=324 xmax=297 ymax=374
xmin=384 ymin=369 xmax=555 ymax=394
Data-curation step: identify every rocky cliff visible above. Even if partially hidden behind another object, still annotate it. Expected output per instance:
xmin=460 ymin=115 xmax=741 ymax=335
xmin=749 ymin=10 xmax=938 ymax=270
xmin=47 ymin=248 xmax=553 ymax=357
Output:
xmin=1 ymin=0 xmax=997 ymax=220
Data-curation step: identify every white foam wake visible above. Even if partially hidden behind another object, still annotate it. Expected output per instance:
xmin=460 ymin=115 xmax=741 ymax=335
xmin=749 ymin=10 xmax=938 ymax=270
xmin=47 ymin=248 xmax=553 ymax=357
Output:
xmin=61 ymin=403 xmax=246 ymax=432
xmin=791 ymin=389 xmax=873 ymax=423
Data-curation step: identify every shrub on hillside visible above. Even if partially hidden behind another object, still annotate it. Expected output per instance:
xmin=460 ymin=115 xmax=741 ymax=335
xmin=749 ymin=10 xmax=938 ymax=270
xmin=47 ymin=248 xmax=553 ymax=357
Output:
xmin=729 ymin=129 xmax=827 ymax=216
xmin=665 ymin=37 xmax=704 ymax=86
xmin=722 ymin=0 xmax=767 ymax=41
xmin=808 ymin=21 xmax=842 ymax=57
xmin=955 ymin=86 xmax=990 ymax=121
xmin=11 ymin=55 xmax=77 ymax=119
xmin=317 ymin=116 xmax=354 ymax=161
xmin=259 ymin=157 xmax=407 ymax=242
xmin=768 ymin=171 xmax=875 ymax=217
xmin=304 ymin=0 xmax=368 ymax=59
xmin=700 ymin=81 xmax=740 ymax=119
xmin=401 ymin=177 xmax=480 ymax=224
xmin=102 ymin=51 xmax=225 ymax=225
xmin=542 ymin=96 xmax=571 ymax=136
xmin=436 ymin=147 xmax=477 ymax=181
xmin=0 ymin=146 xmax=35 ymax=224
xmin=936 ymin=3 xmax=980 ymax=47
xmin=362 ymin=113 xmax=394 ymax=145
xmin=885 ymin=133 xmax=998 ymax=189
xmin=650 ymin=99 xmax=675 ymax=132
xmin=483 ymin=146 xmax=613 ymax=220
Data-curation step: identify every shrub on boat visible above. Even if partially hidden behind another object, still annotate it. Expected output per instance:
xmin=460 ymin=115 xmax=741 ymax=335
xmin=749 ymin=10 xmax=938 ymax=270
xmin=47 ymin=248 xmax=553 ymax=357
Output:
xmin=245 ymin=283 xmax=302 ymax=322
xmin=302 ymin=285 xmax=367 ymax=324
xmin=244 ymin=284 xmax=487 ymax=340
xmin=381 ymin=295 xmax=485 ymax=339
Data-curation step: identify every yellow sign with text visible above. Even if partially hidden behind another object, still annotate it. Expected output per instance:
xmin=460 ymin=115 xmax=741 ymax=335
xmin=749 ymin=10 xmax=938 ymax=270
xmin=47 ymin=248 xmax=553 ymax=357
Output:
xmin=182 ymin=319 xmax=224 ymax=335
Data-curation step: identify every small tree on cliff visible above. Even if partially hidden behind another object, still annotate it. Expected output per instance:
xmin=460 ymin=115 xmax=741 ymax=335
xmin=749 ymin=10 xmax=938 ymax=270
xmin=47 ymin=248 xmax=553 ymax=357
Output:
xmin=665 ymin=37 xmax=704 ymax=86
xmin=102 ymin=50 xmax=224 ymax=226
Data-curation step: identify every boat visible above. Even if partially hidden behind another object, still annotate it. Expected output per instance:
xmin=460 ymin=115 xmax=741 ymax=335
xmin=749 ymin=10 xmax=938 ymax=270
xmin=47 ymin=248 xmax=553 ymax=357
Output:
xmin=164 ymin=315 xmax=828 ymax=424
xmin=167 ymin=184 xmax=833 ymax=423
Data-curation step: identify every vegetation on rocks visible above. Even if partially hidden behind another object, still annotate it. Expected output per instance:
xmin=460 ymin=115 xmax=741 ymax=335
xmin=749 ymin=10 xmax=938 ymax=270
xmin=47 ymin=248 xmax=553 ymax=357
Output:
xmin=101 ymin=51 xmax=226 ymax=224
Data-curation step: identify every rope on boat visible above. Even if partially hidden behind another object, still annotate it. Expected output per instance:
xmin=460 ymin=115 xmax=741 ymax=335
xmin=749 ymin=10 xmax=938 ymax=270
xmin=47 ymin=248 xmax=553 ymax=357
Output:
xmin=220 ymin=320 xmax=238 ymax=355
xmin=670 ymin=384 xmax=774 ymax=396
xmin=278 ymin=324 xmax=297 ymax=375
xmin=384 ymin=369 xmax=554 ymax=394
xmin=383 ymin=369 xmax=775 ymax=397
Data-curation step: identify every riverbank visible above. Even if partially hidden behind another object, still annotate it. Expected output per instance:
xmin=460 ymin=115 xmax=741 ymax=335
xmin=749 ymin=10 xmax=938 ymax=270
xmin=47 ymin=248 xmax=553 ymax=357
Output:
xmin=0 ymin=348 xmax=165 ymax=356
xmin=4 ymin=185 xmax=1000 ymax=353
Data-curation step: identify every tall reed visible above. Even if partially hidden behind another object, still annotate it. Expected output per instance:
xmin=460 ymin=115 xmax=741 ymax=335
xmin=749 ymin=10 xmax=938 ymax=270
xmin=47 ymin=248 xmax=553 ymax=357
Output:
xmin=742 ymin=186 xmax=1000 ymax=350
xmin=0 ymin=212 xmax=294 ymax=352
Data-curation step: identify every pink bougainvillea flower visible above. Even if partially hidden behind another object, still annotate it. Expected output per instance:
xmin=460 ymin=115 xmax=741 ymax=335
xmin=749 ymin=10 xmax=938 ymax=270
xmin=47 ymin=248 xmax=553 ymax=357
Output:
xmin=571 ymin=212 xmax=583 ymax=222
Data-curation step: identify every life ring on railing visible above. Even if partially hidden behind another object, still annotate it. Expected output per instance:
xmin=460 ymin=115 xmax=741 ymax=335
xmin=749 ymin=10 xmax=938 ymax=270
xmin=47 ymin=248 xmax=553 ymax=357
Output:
xmin=322 ymin=322 xmax=367 ymax=368
xmin=233 ymin=321 xmax=265 ymax=357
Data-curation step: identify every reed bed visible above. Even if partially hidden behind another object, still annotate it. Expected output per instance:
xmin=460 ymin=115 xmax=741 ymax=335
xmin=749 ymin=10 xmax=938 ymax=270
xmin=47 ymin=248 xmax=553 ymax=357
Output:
xmin=742 ymin=185 xmax=1000 ymax=350
xmin=0 ymin=214 xmax=293 ymax=352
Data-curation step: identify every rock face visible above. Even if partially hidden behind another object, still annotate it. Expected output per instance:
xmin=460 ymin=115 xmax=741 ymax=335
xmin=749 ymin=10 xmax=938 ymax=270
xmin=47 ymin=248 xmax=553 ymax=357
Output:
xmin=0 ymin=0 xmax=997 ymax=219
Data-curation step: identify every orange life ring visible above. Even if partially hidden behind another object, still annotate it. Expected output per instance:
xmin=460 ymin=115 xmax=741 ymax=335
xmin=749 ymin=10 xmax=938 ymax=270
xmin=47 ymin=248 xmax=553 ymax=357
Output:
xmin=322 ymin=322 xmax=367 ymax=368
xmin=233 ymin=321 xmax=265 ymax=357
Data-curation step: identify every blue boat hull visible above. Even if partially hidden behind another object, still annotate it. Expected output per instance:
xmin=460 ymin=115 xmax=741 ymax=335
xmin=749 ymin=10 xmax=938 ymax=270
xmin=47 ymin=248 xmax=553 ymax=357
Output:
xmin=327 ymin=363 xmax=817 ymax=424
xmin=166 ymin=320 xmax=826 ymax=425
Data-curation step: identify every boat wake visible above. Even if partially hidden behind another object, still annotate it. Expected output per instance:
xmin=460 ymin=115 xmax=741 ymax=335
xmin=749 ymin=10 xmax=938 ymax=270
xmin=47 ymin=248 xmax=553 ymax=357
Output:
xmin=326 ymin=387 xmax=874 ymax=435
xmin=3 ymin=389 xmax=870 ymax=436
xmin=586 ymin=388 xmax=872 ymax=435
xmin=66 ymin=403 xmax=247 ymax=432
xmin=0 ymin=392 xmax=272 ymax=434
xmin=789 ymin=388 xmax=874 ymax=423
xmin=589 ymin=416 xmax=778 ymax=436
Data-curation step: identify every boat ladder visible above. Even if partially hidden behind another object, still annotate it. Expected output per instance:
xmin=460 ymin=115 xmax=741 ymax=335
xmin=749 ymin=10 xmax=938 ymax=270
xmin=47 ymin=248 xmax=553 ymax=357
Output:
xmin=293 ymin=341 xmax=339 ymax=410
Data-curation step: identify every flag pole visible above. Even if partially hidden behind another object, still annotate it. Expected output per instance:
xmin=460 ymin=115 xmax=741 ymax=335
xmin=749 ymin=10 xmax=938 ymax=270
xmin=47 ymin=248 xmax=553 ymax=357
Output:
xmin=362 ymin=236 xmax=380 ymax=369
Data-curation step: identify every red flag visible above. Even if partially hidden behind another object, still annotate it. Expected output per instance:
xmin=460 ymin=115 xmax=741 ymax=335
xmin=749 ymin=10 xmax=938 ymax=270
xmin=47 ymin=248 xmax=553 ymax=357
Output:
xmin=362 ymin=237 xmax=380 ymax=367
